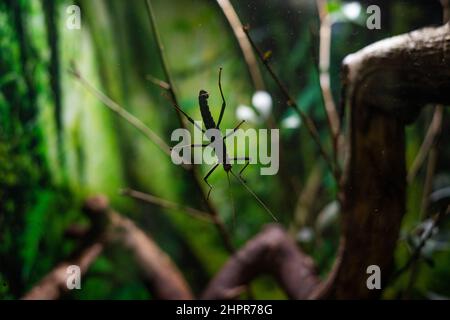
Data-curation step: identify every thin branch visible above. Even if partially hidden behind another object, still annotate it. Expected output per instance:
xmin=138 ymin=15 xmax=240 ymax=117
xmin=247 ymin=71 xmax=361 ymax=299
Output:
xmin=217 ymin=1 xmax=300 ymax=213
xmin=243 ymin=26 xmax=340 ymax=181
xmin=120 ymin=187 xmax=213 ymax=223
xmin=69 ymin=66 xmax=174 ymax=159
xmin=218 ymin=2 xmax=301 ymax=213
xmin=408 ymin=105 xmax=444 ymax=183
xmin=420 ymin=147 xmax=440 ymax=216
xmin=146 ymin=74 xmax=171 ymax=90
xmin=216 ymin=0 xmax=265 ymax=90
xmin=314 ymin=0 xmax=342 ymax=168
xmin=145 ymin=0 xmax=235 ymax=254
xmin=145 ymin=0 xmax=184 ymax=125
xmin=392 ymin=205 xmax=449 ymax=281
xmin=309 ymin=26 xmax=341 ymax=179
xmin=290 ymin=164 xmax=323 ymax=233
xmin=408 ymin=106 xmax=442 ymax=279
xmin=317 ymin=9 xmax=340 ymax=139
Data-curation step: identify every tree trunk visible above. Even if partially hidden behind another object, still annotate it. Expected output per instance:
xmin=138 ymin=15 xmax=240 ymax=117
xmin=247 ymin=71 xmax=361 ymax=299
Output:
xmin=314 ymin=23 xmax=450 ymax=299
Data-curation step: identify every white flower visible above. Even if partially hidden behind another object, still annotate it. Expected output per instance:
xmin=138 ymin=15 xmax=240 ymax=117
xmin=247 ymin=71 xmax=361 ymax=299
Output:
xmin=236 ymin=104 xmax=258 ymax=123
xmin=297 ymin=227 xmax=314 ymax=243
xmin=281 ymin=113 xmax=301 ymax=129
xmin=251 ymin=90 xmax=272 ymax=119
xmin=342 ymin=2 xmax=361 ymax=21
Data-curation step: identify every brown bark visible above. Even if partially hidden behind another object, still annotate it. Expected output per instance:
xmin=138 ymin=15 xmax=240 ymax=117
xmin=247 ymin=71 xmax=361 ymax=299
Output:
xmin=202 ymin=224 xmax=320 ymax=299
xmin=106 ymin=208 xmax=193 ymax=299
xmin=313 ymin=23 xmax=450 ymax=299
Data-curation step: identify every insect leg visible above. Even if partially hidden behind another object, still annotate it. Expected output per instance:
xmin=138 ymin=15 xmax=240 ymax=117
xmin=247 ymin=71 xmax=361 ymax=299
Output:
xmin=163 ymin=94 xmax=205 ymax=133
xmin=204 ymin=163 xmax=219 ymax=200
xmin=226 ymin=171 xmax=236 ymax=228
xmin=229 ymin=169 xmax=278 ymax=221
xmin=230 ymin=157 xmax=251 ymax=182
xmin=223 ymin=120 xmax=245 ymax=141
xmin=216 ymin=67 xmax=226 ymax=129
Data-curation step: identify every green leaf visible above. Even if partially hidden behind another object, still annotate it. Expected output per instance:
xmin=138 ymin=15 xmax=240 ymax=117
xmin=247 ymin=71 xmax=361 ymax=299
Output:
xmin=326 ymin=0 xmax=342 ymax=14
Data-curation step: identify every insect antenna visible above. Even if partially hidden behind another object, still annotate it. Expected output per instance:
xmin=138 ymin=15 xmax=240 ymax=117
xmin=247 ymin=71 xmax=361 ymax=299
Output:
xmin=226 ymin=171 xmax=236 ymax=228
xmin=229 ymin=170 xmax=278 ymax=221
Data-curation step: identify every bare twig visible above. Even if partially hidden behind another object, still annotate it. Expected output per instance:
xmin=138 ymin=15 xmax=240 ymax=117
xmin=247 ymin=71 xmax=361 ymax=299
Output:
xmin=420 ymin=148 xmax=440 ymax=216
xmin=317 ymin=8 xmax=340 ymax=139
xmin=216 ymin=0 xmax=265 ymax=90
xmin=314 ymin=0 xmax=342 ymax=168
xmin=146 ymin=74 xmax=171 ymax=90
xmin=69 ymin=66 xmax=174 ymax=159
xmin=393 ymin=205 xmax=450 ymax=281
xmin=121 ymin=187 xmax=212 ymax=223
xmin=290 ymin=164 xmax=323 ymax=234
xmin=243 ymin=26 xmax=339 ymax=181
xmin=408 ymin=105 xmax=444 ymax=183
xmin=202 ymin=224 xmax=320 ymax=299
xmin=405 ymin=105 xmax=444 ymax=300
xmin=145 ymin=0 xmax=184 ymax=125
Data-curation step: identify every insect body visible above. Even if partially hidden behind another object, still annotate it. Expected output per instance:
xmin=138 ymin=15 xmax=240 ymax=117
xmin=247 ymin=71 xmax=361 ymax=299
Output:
xmin=198 ymin=90 xmax=216 ymax=129
xmin=170 ymin=68 xmax=276 ymax=221
xmin=198 ymin=89 xmax=232 ymax=173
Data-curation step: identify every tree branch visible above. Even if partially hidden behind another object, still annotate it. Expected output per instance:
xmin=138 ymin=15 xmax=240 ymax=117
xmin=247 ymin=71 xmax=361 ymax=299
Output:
xmin=216 ymin=0 xmax=265 ymax=90
xmin=23 ymin=196 xmax=193 ymax=300
xmin=22 ymin=242 xmax=103 ymax=300
xmin=202 ymin=224 xmax=320 ymax=299
xmin=121 ymin=187 xmax=213 ymax=223
xmin=341 ymin=24 xmax=450 ymax=122
xmin=408 ymin=105 xmax=444 ymax=183
xmin=313 ymin=23 xmax=450 ymax=299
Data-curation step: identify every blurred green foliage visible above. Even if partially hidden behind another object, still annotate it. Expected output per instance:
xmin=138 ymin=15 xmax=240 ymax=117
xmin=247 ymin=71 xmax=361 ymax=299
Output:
xmin=0 ymin=0 xmax=449 ymax=300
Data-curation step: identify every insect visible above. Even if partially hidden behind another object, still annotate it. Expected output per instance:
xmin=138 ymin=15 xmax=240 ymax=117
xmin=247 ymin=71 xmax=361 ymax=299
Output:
xmin=169 ymin=68 xmax=277 ymax=221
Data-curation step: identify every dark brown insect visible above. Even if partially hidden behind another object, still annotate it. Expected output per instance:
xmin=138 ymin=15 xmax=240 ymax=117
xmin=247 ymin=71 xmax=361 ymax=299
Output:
xmin=169 ymin=68 xmax=277 ymax=221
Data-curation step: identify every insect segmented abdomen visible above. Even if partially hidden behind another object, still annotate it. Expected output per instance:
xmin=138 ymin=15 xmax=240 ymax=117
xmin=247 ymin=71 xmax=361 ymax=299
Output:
xmin=199 ymin=90 xmax=216 ymax=129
